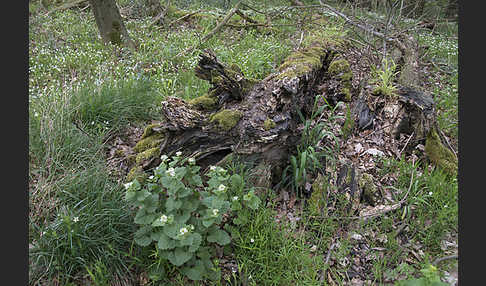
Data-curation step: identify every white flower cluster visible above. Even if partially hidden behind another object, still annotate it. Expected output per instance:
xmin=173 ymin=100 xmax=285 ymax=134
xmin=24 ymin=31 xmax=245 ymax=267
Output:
xmin=166 ymin=167 xmax=176 ymax=177
xmin=214 ymin=184 xmax=227 ymax=195
xmin=124 ymin=181 xmax=134 ymax=190
xmin=177 ymin=224 xmax=194 ymax=239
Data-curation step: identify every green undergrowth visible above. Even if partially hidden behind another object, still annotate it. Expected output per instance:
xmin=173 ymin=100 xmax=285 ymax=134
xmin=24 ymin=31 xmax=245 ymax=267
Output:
xmin=29 ymin=1 xmax=457 ymax=284
xmin=29 ymin=79 xmax=160 ymax=284
xmin=418 ymin=25 xmax=458 ymax=140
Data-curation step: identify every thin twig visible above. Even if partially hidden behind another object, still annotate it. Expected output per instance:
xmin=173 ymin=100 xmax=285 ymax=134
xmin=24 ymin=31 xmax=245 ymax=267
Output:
xmin=166 ymin=10 xmax=201 ymax=28
xmin=240 ymin=3 xmax=266 ymax=15
xmin=177 ymin=1 xmax=241 ymax=57
xmin=398 ymin=131 xmax=414 ymax=159
xmin=200 ymin=1 xmax=242 ymax=44
xmin=46 ymin=0 xmax=88 ymax=15
xmin=439 ymin=128 xmax=457 ymax=159
xmin=325 ymin=243 xmax=337 ymax=264
xmin=235 ymin=9 xmax=259 ymax=24
xmin=433 ymin=254 xmax=458 ymax=266
xmin=362 ymin=123 xmax=393 ymax=139
xmin=148 ymin=6 xmax=169 ymax=28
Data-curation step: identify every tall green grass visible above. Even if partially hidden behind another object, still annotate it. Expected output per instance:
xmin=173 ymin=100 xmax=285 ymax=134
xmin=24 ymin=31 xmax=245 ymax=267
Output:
xmin=29 ymin=79 xmax=160 ymax=284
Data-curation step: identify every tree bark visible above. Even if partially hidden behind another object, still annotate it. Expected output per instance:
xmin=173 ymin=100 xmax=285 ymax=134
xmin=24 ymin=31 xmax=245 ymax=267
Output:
xmin=88 ymin=0 xmax=136 ymax=49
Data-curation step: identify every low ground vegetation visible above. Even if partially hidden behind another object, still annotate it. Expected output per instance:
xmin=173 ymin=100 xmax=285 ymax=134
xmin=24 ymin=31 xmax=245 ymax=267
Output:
xmin=29 ymin=0 xmax=458 ymax=285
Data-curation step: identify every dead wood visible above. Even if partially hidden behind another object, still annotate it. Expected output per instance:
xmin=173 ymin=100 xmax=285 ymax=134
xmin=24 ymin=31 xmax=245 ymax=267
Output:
xmin=200 ymin=1 xmax=242 ymax=44
xmin=125 ymin=17 xmax=456 ymax=208
xmin=46 ymin=0 xmax=88 ymax=15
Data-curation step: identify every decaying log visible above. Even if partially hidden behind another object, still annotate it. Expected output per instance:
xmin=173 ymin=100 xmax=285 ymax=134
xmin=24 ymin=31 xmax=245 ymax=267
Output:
xmin=125 ymin=28 xmax=456 ymax=197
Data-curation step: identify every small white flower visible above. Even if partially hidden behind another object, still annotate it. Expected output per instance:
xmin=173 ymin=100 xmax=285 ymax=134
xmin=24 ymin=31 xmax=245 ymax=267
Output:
xmin=188 ymin=224 xmax=195 ymax=231
xmin=176 ymin=151 xmax=182 ymax=156
xmin=42 ymin=231 xmax=46 ymax=236
xmin=188 ymin=157 xmax=195 ymax=164
xmin=444 ymin=204 xmax=448 ymax=208
xmin=218 ymin=167 xmax=226 ymax=174
xmin=34 ymin=112 xmax=39 ymax=117
xmin=218 ymin=184 xmax=226 ymax=192
xmin=160 ymin=154 xmax=168 ymax=162
xmin=250 ymin=238 xmax=255 ymax=243
xmin=123 ymin=182 xmax=133 ymax=190
xmin=166 ymin=167 xmax=176 ymax=177
xmin=91 ymin=121 xmax=95 ymax=125
xmin=179 ymin=227 xmax=188 ymax=236
xmin=210 ymin=165 xmax=217 ymax=171
xmin=149 ymin=175 xmax=154 ymax=180
xmin=159 ymin=215 xmax=168 ymax=223
xmin=232 ymin=196 xmax=239 ymax=201
xmin=212 ymin=209 xmax=219 ymax=216
xmin=73 ymin=217 xmax=79 ymax=223
xmin=429 ymin=191 xmax=433 ymax=196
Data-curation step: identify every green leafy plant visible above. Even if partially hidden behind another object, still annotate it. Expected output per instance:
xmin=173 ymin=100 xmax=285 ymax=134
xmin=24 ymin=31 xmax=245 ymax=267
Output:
xmin=395 ymin=264 xmax=448 ymax=286
xmin=284 ymin=96 xmax=342 ymax=195
xmin=124 ymin=153 xmax=260 ymax=281
xmin=370 ymin=57 xmax=399 ymax=96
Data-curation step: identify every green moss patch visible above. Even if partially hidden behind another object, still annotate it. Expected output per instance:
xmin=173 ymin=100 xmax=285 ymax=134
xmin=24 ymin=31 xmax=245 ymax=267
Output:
xmin=133 ymin=133 xmax=164 ymax=153
xmin=328 ymin=58 xmax=351 ymax=77
xmin=263 ymin=119 xmax=276 ymax=130
xmin=277 ymin=47 xmax=327 ymax=80
xmin=135 ymin=147 xmax=160 ymax=165
xmin=210 ymin=109 xmax=242 ymax=131
xmin=141 ymin=123 xmax=162 ymax=139
xmin=342 ymin=103 xmax=354 ymax=139
xmin=188 ymin=94 xmax=218 ymax=110
xmin=359 ymin=173 xmax=379 ymax=206
xmin=328 ymin=58 xmax=353 ymax=101
xmin=126 ymin=165 xmax=147 ymax=183
xmin=425 ymin=127 xmax=457 ymax=176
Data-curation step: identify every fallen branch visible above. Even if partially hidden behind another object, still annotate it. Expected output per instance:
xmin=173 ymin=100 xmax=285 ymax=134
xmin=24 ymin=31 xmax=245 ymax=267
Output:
xmin=46 ymin=0 xmax=88 ymax=15
xmin=433 ymin=254 xmax=458 ymax=265
xmin=235 ymin=9 xmax=259 ymax=24
xmin=200 ymin=1 xmax=242 ymax=44
xmin=177 ymin=1 xmax=242 ymax=57
xmin=167 ymin=10 xmax=201 ymax=28
xmin=148 ymin=8 xmax=168 ymax=28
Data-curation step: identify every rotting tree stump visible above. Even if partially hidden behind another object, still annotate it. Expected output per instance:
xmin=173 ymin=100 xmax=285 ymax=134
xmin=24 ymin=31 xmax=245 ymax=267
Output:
xmin=124 ymin=30 xmax=457 ymax=199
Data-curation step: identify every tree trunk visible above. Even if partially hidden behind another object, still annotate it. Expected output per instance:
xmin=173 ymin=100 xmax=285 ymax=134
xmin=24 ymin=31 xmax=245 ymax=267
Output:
xmin=88 ymin=0 xmax=136 ymax=49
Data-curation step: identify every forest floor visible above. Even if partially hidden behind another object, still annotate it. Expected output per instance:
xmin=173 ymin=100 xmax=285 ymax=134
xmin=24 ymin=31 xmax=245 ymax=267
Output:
xmin=29 ymin=0 xmax=458 ymax=285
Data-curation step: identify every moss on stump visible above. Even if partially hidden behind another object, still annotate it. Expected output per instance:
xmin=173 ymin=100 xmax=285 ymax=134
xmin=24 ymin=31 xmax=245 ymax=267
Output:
xmin=425 ymin=127 xmax=457 ymax=176
xmin=210 ymin=109 xmax=242 ymax=131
